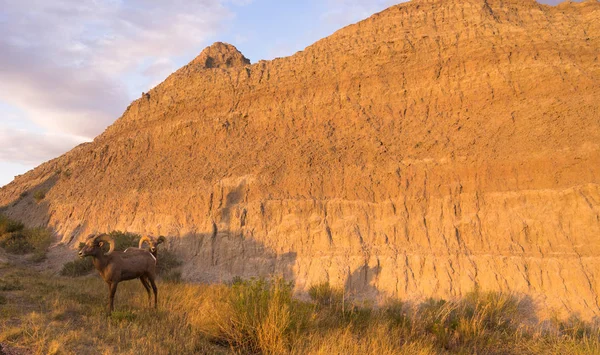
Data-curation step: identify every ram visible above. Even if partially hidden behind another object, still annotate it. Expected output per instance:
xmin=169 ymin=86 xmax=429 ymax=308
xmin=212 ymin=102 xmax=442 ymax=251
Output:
xmin=78 ymin=233 xmax=158 ymax=313
xmin=125 ymin=235 xmax=165 ymax=259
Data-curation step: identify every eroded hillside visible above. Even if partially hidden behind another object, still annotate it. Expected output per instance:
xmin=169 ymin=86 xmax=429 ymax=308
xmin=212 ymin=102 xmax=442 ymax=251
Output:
xmin=1 ymin=0 xmax=600 ymax=318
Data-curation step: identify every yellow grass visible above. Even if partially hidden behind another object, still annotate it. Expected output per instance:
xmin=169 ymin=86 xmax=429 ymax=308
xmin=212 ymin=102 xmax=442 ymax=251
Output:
xmin=0 ymin=263 xmax=599 ymax=354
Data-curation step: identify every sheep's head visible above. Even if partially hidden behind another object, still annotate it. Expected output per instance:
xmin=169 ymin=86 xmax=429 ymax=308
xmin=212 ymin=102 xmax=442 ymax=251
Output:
xmin=139 ymin=235 xmax=166 ymax=254
xmin=78 ymin=234 xmax=115 ymax=258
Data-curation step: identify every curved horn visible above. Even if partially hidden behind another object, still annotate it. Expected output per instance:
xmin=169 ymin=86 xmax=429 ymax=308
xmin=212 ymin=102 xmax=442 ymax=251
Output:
xmin=139 ymin=235 xmax=152 ymax=249
xmin=157 ymin=236 xmax=166 ymax=244
xmin=95 ymin=233 xmax=115 ymax=255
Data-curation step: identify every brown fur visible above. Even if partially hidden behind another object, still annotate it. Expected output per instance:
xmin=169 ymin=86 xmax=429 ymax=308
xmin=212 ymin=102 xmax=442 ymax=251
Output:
xmin=79 ymin=234 xmax=158 ymax=313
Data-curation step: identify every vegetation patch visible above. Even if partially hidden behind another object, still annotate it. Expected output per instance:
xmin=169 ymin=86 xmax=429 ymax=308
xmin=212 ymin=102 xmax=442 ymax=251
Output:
xmin=308 ymin=281 xmax=344 ymax=307
xmin=0 ymin=278 xmax=23 ymax=291
xmin=60 ymin=257 xmax=94 ymax=277
xmin=0 ymin=215 xmax=53 ymax=260
xmin=0 ymin=263 xmax=598 ymax=354
xmin=33 ymin=190 xmax=46 ymax=202
xmin=204 ymin=277 xmax=309 ymax=354
xmin=0 ymin=215 xmax=24 ymax=235
xmin=156 ymin=249 xmax=183 ymax=276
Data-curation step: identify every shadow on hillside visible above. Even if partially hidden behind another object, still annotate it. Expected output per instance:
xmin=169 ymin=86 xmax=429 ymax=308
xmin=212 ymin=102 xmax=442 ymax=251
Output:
xmin=165 ymin=227 xmax=296 ymax=285
xmin=344 ymin=264 xmax=382 ymax=301
xmin=0 ymin=174 xmax=59 ymax=232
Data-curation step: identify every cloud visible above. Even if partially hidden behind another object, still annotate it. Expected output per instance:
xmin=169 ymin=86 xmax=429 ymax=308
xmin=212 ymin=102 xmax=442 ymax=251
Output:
xmin=0 ymin=0 xmax=234 ymax=139
xmin=320 ymin=0 xmax=407 ymax=27
xmin=0 ymin=126 xmax=87 ymax=165
xmin=539 ymin=0 xmax=585 ymax=4
xmin=0 ymin=0 xmax=250 ymax=184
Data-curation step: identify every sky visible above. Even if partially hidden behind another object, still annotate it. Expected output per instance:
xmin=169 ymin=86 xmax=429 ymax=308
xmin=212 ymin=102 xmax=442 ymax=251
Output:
xmin=0 ymin=0 xmax=578 ymax=187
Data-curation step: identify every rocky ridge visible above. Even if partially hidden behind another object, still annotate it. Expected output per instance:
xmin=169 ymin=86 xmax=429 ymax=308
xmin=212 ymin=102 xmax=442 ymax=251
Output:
xmin=1 ymin=0 xmax=600 ymax=318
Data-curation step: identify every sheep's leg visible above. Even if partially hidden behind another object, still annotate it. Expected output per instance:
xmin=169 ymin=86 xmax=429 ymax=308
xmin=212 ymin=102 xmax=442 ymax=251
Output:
xmin=109 ymin=282 xmax=118 ymax=313
xmin=140 ymin=276 xmax=152 ymax=306
xmin=148 ymin=276 xmax=158 ymax=309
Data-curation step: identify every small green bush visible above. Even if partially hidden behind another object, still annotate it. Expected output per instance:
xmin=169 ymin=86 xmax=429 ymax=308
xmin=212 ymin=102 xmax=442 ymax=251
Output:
xmin=60 ymin=258 xmax=94 ymax=277
xmin=0 ymin=217 xmax=53 ymax=258
xmin=33 ymin=190 xmax=46 ymax=202
xmin=0 ymin=215 xmax=24 ymax=235
xmin=0 ymin=232 xmax=34 ymax=254
xmin=157 ymin=249 xmax=183 ymax=276
xmin=26 ymin=227 xmax=54 ymax=252
xmin=108 ymin=231 xmax=140 ymax=251
xmin=384 ymin=299 xmax=411 ymax=328
xmin=308 ymin=282 xmax=344 ymax=307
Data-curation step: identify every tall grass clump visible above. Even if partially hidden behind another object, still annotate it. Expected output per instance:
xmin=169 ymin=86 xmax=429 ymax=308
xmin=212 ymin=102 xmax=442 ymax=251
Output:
xmin=409 ymin=290 xmax=531 ymax=351
xmin=308 ymin=281 xmax=344 ymax=307
xmin=203 ymin=277 xmax=310 ymax=354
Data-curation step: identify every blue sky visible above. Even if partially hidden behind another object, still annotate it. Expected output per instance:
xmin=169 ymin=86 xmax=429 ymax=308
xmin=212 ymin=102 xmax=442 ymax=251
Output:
xmin=0 ymin=0 xmax=575 ymax=187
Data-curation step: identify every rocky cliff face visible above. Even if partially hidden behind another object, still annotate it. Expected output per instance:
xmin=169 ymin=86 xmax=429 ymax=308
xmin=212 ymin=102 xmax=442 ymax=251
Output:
xmin=1 ymin=0 xmax=600 ymax=318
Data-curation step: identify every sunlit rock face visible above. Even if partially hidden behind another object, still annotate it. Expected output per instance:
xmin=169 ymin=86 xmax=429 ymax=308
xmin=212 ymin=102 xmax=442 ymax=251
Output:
xmin=2 ymin=0 xmax=600 ymax=319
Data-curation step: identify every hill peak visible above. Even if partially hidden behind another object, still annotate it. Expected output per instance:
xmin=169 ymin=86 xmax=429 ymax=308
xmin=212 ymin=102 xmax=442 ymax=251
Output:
xmin=190 ymin=42 xmax=250 ymax=69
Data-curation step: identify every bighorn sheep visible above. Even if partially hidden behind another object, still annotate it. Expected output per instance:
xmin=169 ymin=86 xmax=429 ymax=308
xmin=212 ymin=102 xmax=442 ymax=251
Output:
xmin=125 ymin=235 xmax=165 ymax=259
xmin=78 ymin=233 xmax=158 ymax=313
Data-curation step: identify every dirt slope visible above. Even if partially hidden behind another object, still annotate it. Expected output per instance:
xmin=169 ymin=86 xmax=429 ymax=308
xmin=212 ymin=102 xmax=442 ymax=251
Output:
xmin=1 ymin=0 xmax=600 ymax=318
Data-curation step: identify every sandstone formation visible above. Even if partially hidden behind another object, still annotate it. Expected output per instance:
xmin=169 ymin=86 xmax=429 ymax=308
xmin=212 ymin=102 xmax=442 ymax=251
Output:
xmin=1 ymin=0 xmax=600 ymax=318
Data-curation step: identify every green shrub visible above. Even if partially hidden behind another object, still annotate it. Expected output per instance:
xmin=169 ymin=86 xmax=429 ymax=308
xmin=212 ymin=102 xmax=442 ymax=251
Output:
xmin=0 ymin=216 xmax=51 ymax=257
xmin=384 ymin=299 xmax=411 ymax=328
xmin=157 ymin=249 xmax=183 ymax=276
xmin=0 ymin=232 xmax=34 ymax=254
xmin=60 ymin=258 xmax=94 ymax=277
xmin=308 ymin=282 xmax=344 ymax=307
xmin=108 ymin=231 xmax=140 ymax=251
xmin=0 ymin=215 xmax=24 ymax=235
xmin=558 ymin=316 xmax=595 ymax=340
xmin=26 ymin=227 xmax=53 ymax=252
xmin=33 ymin=190 xmax=46 ymax=202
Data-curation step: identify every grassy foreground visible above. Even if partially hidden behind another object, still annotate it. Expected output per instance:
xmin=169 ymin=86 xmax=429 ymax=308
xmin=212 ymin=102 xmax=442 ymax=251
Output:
xmin=1 ymin=263 xmax=599 ymax=354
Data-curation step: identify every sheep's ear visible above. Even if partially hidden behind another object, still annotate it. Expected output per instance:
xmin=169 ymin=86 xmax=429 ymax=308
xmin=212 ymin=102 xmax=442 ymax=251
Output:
xmin=157 ymin=236 xmax=166 ymax=244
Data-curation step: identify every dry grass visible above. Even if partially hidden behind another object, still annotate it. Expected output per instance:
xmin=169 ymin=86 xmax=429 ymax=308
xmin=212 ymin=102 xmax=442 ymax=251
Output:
xmin=0 ymin=265 xmax=599 ymax=354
